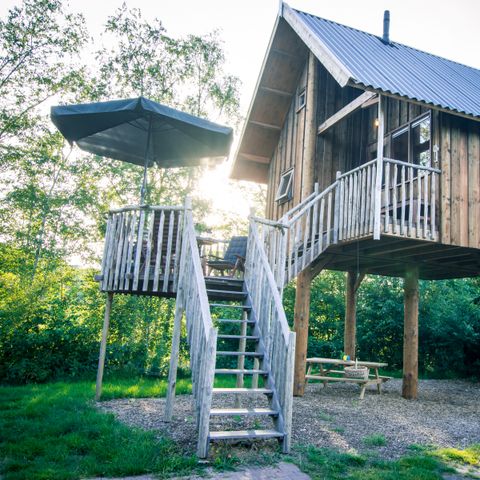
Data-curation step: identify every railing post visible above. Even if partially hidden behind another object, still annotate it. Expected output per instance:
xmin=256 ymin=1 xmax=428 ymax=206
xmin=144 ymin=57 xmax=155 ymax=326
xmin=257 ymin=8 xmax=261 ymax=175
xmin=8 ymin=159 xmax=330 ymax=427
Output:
xmin=373 ymin=95 xmax=385 ymax=240
xmin=333 ymin=171 xmax=341 ymax=243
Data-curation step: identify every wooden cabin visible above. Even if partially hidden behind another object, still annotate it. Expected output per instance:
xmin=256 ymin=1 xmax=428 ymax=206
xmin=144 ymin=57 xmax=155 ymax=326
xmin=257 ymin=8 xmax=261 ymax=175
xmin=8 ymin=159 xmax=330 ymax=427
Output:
xmin=231 ymin=4 xmax=480 ymax=399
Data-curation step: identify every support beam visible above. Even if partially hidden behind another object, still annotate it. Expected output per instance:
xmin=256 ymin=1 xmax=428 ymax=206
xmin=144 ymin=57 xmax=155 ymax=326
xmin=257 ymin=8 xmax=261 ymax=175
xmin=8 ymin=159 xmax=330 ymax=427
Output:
xmin=402 ymin=265 xmax=419 ymax=400
xmin=293 ymin=269 xmax=312 ymax=396
xmin=373 ymin=95 xmax=385 ymax=240
xmin=95 ymin=292 xmax=113 ymax=401
xmin=293 ymin=50 xmax=317 ymax=397
xmin=317 ymin=91 xmax=376 ymax=135
xmin=344 ymin=270 xmax=365 ymax=360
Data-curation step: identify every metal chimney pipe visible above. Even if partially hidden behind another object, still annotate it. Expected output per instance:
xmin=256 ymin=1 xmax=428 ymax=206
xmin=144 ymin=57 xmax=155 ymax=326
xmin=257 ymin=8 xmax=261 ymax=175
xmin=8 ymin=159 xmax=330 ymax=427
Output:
xmin=383 ymin=10 xmax=390 ymax=44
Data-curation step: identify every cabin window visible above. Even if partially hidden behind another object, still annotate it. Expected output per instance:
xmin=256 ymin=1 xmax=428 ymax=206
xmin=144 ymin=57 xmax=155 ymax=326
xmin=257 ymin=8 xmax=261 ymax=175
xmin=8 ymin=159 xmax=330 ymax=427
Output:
xmin=297 ymin=88 xmax=306 ymax=111
xmin=412 ymin=116 xmax=431 ymax=167
xmin=276 ymin=168 xmax=294 ymax=204
xmin=390 ymin=113 xmax=431 ymax=167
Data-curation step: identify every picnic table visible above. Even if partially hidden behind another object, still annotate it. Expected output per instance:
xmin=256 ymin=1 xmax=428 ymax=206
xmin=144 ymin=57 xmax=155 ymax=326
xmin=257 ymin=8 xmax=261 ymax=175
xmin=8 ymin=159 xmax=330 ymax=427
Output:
xmin=306 ymin=357 xmax=392 ymax=399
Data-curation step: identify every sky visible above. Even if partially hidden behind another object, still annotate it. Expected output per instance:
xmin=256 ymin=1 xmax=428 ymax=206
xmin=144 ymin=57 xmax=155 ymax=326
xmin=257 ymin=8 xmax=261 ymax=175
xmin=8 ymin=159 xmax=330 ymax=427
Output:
xmin=2 ymin=0 xmax=480 ymax=223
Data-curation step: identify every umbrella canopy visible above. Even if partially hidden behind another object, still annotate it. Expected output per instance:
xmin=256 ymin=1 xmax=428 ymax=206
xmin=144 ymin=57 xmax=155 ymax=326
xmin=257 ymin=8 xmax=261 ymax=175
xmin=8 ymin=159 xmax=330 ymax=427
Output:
xmin=50 ymin=96 xmax=233 ymax=168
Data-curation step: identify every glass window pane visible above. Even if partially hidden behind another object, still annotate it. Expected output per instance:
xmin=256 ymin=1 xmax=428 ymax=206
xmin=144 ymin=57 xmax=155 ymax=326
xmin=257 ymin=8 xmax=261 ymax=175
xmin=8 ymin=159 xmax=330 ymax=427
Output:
xmin=391 ymin=128 xmax=408 ymax=162
xmin=412 ymin=117 xmax=430 ymax=167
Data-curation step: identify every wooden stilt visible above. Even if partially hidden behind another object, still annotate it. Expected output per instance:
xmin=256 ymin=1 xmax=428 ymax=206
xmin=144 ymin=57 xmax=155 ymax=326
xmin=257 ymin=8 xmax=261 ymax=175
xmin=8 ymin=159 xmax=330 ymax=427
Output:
xmin=344 ymin=270 xmax=365 ymax=360
xmin=95 ymin=292 xmax=113 ymax=401
xmin=293 ymin=269 xmax=311 ymax=396
xmin=344 ymin=271 xmax=357 ymax=360
xmin=164 ymin=297 xmax=184 ymax=421
xmin=402 ymin=265 xmax=419 ymax=400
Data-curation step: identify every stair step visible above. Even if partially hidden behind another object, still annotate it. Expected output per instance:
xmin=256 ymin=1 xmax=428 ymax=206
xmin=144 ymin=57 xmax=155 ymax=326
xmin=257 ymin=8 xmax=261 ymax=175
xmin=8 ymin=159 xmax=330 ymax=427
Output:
xmin=214 ymin=369 xmax=268 ymax=375
xmin=216 ymin=319 xmax=255 ymax=324
xmin=217 ymin=351 xmax=264 ymax=357
xmin=210 ymin=407 xmax=279 ymax=417
xmin=213 ymin=387 xmax=273 ymax=395
xmin=217 ymin=334 xmax=259 ymax=340
xmin=206 ymin=289 xmax=247 ymax=301
xmin=209 ymin=303 xmax=251 ymax=310
xmin=209 ymin=429 xmax=284 ymax=441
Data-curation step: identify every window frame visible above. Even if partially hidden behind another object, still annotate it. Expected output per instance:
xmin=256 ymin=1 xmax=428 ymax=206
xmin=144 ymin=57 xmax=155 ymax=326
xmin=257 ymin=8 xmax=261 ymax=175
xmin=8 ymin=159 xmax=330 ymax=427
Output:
xmin=275 ymin=168 xmax=294 ymax=204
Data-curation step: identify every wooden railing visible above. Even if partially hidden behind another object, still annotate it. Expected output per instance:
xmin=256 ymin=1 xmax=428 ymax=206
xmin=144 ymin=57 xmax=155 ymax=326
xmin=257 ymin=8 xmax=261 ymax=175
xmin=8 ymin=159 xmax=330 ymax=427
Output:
xmin=177 ymin=202 xmax=217 ymax=458
xmin=380 ymin=158 xmax=440 ymax=241
xmin=255 ymin=158 xmax=441 ymax=286
xmin=337 ymin=159 xmax=377 ymax=241
xmin=100 ymin=205 xmax=184 ymax=294
xmin=245 ymin=219 xmax=295 ymax=452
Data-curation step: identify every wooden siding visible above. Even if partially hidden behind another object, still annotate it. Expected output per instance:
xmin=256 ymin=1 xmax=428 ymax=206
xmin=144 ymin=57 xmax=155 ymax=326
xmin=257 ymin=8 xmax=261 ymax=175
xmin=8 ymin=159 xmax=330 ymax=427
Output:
xmin=439 ymin=112 xmax=480 ymax=249
xmin=266 ymin=62 xmax=308 ymax=220
xmin=265 ymin=57 xmax=480 ymax=253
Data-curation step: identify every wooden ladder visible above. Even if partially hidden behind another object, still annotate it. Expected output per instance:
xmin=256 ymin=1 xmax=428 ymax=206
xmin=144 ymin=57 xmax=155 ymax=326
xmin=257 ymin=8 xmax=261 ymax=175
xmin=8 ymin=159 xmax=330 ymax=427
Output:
xmin=205 ymin=278 xmax=285 ymax=451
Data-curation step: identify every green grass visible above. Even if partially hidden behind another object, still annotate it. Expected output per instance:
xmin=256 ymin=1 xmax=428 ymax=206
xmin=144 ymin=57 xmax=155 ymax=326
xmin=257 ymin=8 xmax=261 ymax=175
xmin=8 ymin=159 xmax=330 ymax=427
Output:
xmin=289 ymin=445 xmax=457 ymax=480
xmin=0 ymin=376 xmax=200 ymax=480
xmin=363 ymin=434 xmax=387 ymax=447
xmin=1 ymin=375 xmax=478 ymax=480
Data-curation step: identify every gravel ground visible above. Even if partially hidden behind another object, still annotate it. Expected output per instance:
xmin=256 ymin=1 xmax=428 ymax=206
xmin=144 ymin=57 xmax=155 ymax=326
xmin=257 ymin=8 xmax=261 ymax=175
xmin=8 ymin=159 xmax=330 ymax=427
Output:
xmin=98 ymin=379 xmax=480 ymax=460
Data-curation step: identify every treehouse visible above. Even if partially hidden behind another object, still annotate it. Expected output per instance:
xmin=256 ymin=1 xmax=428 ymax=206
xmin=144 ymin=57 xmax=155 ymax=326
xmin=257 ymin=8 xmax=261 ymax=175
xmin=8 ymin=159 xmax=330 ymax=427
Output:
xmin=51 ymin=3 xmax=480 ymax=460
xmin=231 ymin=5 xmax=480 ymax=398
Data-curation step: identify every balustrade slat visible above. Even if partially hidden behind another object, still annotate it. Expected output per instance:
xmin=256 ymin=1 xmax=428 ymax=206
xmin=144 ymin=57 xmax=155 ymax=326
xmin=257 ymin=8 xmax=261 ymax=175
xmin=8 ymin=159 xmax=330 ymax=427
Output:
xmin=408 ymin=167 xmax=414 ymax=237
xmin=113 ymin=213 xmax=126 ymax=290
xmin=423 ymin=171 xmax=429 ymax=239
xmin=318 ymin=197 xmax=325 ymax=253
xmin=392 ymin=165 xmax=398 ymax=235
xmin=142 ymin=212 xmax=155 ymax=291
xmin=163 ymin=210 xmax=175 ymax=292
xmin=124 ymin=212 xmax=137 ymax=290
xmin=152 ymin=210 xmax=165 ymax=292
xmin=132 ymin=211 xmax=145 ymax=290
xmin=416 ymin=174 xmax=422 ymax=238
xmin=401 ymin=166 xmax=406 ymax=236
xmin=384 ymin=161 xmax=390 ymax=233
xmin=119 ymin=213 xmax=132 ymax=289
xmin=326 ymin=191 xmax=332 ymax=246
xmin=431 ymin=173 xmax=437 ymax=240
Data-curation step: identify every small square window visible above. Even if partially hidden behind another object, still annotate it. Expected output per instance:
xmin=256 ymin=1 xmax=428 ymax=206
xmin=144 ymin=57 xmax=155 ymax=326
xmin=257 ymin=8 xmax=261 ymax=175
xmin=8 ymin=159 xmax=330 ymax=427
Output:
xmin=297 ymin=88 xmax=306 ymax=111
xmin=276 ymin=168 xmax=294 ymax=204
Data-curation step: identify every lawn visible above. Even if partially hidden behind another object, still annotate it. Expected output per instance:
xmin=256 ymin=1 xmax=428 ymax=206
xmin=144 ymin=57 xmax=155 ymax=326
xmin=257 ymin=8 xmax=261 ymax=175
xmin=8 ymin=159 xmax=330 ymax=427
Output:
xmin=1 ymin=376 xmax=479 ymax=480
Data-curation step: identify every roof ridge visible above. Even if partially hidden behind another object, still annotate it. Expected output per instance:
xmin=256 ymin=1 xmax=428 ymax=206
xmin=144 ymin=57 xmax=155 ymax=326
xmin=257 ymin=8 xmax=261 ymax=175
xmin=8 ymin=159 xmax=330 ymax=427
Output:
xmin=292 ymin=7 xmax=480 ymax=74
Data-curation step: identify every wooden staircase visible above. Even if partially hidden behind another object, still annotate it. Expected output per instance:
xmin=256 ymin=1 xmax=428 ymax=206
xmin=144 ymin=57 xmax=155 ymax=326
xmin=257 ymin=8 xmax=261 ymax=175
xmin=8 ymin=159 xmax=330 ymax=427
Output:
xmin=205 ymin=278 xmax=285 ymax=448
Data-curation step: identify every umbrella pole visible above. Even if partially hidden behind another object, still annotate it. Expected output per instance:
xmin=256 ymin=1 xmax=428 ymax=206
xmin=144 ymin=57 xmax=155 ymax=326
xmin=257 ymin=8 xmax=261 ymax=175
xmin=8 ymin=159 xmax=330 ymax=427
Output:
xmin=140 ymin=116 xmax=153 ymax=205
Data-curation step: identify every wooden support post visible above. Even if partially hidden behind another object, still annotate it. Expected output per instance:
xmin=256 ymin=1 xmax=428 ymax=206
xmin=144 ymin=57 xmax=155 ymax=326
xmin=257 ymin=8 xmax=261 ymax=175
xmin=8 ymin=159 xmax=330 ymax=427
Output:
xmin=373 ymin=95 xmax=385 ymax=240
xmin=293 ymin=268 xmax=311 ymax=396
xmin=95 ymin=292 xmax=113 ymax=401
xmin=402 ymin=265 xmax=419 ymax=400
xmin=293 ymin=51 xmax=317 ymax=397
xmin=344 ymin=271 xmax=357 ymax=360
xmin=344 ymin=270 xmax=365 ymax=360
xmin=164 ymin=299 xmax=184 ymax=420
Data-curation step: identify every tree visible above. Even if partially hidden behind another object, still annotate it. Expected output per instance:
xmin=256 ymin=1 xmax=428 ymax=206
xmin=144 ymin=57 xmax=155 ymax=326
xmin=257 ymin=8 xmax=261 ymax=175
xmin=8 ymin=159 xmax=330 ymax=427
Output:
xmin=0 ymin=0 xmax=88 ymax=145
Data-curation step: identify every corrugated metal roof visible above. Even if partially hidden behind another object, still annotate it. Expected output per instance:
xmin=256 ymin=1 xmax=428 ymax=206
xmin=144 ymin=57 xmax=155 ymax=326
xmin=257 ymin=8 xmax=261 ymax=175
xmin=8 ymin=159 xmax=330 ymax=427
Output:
xmin=291 ymin=7 xmax=480 ymax=118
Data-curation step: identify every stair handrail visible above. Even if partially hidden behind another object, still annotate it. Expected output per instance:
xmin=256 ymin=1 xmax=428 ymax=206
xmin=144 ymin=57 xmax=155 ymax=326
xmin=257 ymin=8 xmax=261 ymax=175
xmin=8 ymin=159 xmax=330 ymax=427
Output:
xmin=177 ymin=198 xmax=217 ymax=458
xmin=245 ymin=217 xmax=296 ymax=452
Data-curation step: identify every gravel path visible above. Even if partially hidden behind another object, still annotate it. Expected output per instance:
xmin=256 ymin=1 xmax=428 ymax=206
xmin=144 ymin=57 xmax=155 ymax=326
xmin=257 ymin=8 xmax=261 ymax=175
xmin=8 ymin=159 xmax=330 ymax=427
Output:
xmin=98 ymin=379 xmax=480 ymax=460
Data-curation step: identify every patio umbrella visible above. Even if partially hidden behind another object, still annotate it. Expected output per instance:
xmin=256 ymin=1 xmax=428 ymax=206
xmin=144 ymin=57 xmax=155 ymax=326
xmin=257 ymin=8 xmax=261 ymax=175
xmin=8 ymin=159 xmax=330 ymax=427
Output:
xmin=51 ymin=96 xmax=233 ymax=203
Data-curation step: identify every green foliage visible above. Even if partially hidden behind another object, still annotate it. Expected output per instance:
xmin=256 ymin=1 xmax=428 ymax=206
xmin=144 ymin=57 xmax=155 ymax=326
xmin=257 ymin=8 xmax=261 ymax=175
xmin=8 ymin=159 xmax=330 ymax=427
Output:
xmin=0 ymin=380 xmax=199 ymax=479
xmin=283 ymin=271 xmax=480 ymax=378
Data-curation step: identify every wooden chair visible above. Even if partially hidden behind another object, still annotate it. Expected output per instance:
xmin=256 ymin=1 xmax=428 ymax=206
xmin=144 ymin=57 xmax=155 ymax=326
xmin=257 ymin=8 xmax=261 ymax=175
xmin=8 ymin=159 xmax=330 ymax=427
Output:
xmin=206 ymin=236 xmax=247 ymax=277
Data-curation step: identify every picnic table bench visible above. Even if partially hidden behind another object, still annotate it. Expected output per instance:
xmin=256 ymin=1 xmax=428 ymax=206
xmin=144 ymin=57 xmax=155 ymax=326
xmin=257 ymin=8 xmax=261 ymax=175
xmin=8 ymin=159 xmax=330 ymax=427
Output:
xmin=306 ymin=357 xmax=392 ymax=399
